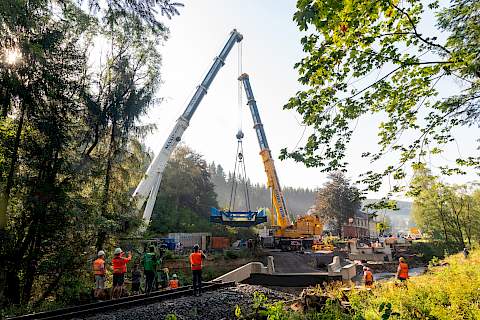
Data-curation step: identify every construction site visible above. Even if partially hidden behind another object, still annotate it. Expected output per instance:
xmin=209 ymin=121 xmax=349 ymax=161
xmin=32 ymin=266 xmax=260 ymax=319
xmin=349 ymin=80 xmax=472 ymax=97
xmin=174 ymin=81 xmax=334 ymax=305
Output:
xmin=1 ymin=0 xmax=479 ymax=319
xmin=4 ymin=23 xmax=429 ymax=320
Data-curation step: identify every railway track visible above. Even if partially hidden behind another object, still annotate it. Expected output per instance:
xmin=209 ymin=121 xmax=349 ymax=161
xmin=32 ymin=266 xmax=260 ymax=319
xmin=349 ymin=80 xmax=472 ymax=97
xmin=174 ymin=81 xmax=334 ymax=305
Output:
xmin=7 ymin=281 xmax=235 ymax=320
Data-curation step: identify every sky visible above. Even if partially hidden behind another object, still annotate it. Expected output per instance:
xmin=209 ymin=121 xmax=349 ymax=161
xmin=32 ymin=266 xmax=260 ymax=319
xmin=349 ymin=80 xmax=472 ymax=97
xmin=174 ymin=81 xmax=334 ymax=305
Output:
xmin=142 ymin=0 xmax=479 ymax=199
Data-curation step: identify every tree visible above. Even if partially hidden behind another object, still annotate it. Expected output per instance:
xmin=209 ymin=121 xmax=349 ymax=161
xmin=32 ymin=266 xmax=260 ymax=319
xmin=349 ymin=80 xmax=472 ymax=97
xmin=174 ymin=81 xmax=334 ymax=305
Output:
xmin=0 ymin=0 xmax=182 ymax=308
xmin=409 ymin=165 xmax=480 ymax=248
xmin=282 ymin=0 xmax=480 ymax=197
xmin=149 ymin=146 xmax=220 ymax=234
xmin=314 ymin=172 xmax=361 ymax=235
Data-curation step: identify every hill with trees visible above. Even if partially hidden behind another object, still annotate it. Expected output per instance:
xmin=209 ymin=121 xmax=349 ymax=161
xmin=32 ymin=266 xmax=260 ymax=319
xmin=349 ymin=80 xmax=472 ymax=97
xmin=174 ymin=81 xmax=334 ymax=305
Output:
xmin=208 ymin=162 xmax=316 ymax=216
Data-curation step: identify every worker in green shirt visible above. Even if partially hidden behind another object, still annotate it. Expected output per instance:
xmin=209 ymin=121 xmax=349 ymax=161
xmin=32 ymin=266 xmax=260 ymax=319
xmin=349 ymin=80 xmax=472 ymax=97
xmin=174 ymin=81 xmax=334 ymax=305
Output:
xmin=142 ymin=245 xmax=158 ymax=293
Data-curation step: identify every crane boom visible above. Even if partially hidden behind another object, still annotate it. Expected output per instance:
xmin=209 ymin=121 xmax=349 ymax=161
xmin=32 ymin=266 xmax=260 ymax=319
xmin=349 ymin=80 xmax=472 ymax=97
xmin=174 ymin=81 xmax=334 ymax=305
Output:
xmin=134 ymin=29 xmax=243 ymax=224
xmin=238 ymin=73 xmax=291 ymax=229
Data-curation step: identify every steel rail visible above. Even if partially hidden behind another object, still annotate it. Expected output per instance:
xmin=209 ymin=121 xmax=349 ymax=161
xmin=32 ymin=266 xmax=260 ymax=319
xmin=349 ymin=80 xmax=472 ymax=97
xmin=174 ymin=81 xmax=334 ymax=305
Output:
xmin=6 ymin=281 xmax=234 ymax=320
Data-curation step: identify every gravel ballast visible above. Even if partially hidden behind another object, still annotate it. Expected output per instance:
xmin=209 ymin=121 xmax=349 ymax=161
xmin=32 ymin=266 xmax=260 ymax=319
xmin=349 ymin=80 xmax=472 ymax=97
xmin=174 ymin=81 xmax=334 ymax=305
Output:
xmin=79 ymin=284 xmax=295 ymax=320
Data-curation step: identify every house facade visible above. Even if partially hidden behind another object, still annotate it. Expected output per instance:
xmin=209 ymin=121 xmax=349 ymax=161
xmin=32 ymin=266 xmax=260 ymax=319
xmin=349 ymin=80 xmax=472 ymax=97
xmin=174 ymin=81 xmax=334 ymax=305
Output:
xmin=342 ymin=209 xmax=369 ymax=238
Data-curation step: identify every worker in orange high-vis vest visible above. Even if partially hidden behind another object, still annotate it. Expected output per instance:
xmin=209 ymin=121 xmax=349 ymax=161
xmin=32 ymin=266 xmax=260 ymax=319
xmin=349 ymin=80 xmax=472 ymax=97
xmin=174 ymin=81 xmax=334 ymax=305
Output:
xmin=93 ymin=250 xmax=106 ymax=299
xmin=112 ymin=247 xmax=132 ymax=299
xmin=396 ymin=257 xmax=409 ymax=281
xmin=168 ymin=274 xmax=179 ymax=289
xmin=190 ymin=244 xmax=206 ymax=296
xmin=363 ymin=266 xmax=374 ymax=287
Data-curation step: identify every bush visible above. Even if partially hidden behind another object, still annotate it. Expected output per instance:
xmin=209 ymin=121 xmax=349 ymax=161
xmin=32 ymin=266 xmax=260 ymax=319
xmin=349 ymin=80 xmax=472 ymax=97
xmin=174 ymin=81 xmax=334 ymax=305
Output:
xmin=411 ymin=240 xmax=459 ymax=263
xmin=346 ymin=248 xmax=480 ymax=319
xmin=239 ymin=249 xmax=480 ymax=319
xmin=224 ymin=250 xmax=240 ymax=260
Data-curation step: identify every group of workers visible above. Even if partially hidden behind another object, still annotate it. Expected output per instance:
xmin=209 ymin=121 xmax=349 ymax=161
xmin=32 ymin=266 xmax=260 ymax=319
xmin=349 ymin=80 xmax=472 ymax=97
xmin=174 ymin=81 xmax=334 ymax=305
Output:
xmin=363 ymin=256 xmax=410 ymax=287
xmin=93 ymin=244 xmax=205 ymax=299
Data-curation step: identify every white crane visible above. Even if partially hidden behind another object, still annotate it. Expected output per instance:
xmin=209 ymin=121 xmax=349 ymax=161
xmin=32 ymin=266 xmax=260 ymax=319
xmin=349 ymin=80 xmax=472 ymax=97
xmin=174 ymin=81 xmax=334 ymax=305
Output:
xmin=133 ymin=29 xmax=243 ymax=224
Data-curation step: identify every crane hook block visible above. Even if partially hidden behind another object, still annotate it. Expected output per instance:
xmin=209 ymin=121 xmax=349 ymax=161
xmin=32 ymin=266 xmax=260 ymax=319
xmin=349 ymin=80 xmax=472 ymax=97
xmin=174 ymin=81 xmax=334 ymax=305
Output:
xmin=236 ymin=130 xmax=244 ymax=140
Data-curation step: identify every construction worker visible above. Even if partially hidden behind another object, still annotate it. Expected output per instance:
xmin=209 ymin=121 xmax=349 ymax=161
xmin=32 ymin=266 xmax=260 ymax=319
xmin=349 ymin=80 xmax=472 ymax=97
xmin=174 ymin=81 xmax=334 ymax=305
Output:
xmin=168 ymin=274 xmax=179 ymax=289
xmin=112 ymin=247 xmax=132 ymax=299
xmin=93 ymin=250 xmax=106 ymax=299
xmin=142 ymin=245 xmax=157 ymax=293
xmin=160 ymin=267 xmax=170 ymax=289
xmin=131 ymin=262 xmax=141 ymax=295
xmin=363 ymin=266 xmax=374 ymax=287
xmin=190 ymin=244 xmax=207 ymax=296
xmin=396 ymin=257 xmax=409 ymax=281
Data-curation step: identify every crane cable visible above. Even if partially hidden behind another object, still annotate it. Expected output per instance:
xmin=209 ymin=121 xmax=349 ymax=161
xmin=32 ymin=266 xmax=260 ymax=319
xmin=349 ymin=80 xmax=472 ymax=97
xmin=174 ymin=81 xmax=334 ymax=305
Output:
xmin=237 ymin=41 xmax=243 ymax=132
xmin=227 ymin=41 xmax=252 ymax=213
xmin=227 ymin=135 xmax=251 ymax=212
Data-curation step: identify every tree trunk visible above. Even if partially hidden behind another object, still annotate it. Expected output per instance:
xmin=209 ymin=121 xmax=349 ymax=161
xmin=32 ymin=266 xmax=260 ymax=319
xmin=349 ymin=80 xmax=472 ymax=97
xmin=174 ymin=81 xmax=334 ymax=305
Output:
xmin=0 ymin=102 xmax=25 ymax=306
xmin=21 ymin=148 xmax=59 ymax=304
xmin=449 ymin=198 xmax=465 ymax=249
xmin=21 ymin=241 xmax=40 ymax=304
xmin=0 ymin=102 xmax=26 ymax=230
xmin=5 ymin=269 xmax=20 ymax=305
xmin=465 ymin=199 xmax=472 ymax=246
xmin=1 ymin=86 xmax=10 ymax=118
xmin=438 ymin=202 xmax=449 ymax=244
xmin=33 ymin=269 xmax=63 ymax=308
xmin=96 ymin=120 xmax=116 ymax=251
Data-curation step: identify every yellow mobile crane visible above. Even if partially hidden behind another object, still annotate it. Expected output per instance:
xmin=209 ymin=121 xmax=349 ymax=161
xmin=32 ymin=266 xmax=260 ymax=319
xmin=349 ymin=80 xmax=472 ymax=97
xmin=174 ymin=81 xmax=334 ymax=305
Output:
xmin=238 ymin=74 xmax=323 ymax=248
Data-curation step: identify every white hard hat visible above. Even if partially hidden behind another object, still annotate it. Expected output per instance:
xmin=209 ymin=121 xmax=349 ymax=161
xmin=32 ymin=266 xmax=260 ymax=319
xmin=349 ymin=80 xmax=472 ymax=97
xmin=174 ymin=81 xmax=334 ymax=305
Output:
xmin=172 ymin=274 xmax=178 ymax=278
xmin=98 ymin=250 xmax=105 ymax=257
xmin=114 ymin=247 xmax=122 ymax=255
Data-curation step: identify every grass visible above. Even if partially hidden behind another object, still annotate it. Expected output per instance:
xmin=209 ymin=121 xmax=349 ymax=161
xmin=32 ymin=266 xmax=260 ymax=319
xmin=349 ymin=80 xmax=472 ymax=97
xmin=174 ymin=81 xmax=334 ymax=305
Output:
xmin=347 ymin=248 xmax=480 ymax=319
xmin=249 ymin=248 xmax=480 ymax=320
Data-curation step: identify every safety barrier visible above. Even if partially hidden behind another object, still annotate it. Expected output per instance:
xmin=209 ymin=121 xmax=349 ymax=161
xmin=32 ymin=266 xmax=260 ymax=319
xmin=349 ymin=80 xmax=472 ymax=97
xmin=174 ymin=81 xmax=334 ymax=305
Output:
xmin=327 ymin=256 xmax=356 ymax=280
xmin=213 ymin=257 xmax=275 ymax=283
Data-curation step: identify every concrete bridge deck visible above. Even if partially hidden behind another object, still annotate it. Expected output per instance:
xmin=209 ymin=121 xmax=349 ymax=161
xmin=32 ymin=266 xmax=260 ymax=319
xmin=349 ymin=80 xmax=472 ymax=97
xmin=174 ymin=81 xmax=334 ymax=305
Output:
xmin=213 ymin=251 xmax=356 ymax=287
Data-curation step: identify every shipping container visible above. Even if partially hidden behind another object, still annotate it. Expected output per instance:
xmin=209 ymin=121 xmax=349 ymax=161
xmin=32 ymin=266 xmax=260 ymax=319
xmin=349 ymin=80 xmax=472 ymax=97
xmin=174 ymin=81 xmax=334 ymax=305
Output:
xmin=168 ymin=233 xmax=211 ymax=251
xmin=210 ymin=236 xmax=230 ymax=250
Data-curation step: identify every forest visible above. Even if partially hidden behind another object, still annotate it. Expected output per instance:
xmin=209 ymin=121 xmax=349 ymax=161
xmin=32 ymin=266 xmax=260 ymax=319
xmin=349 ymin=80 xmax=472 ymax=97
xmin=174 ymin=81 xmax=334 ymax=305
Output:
xmin=148 ymin=145 xmax=317 ymax=235
xmin=0 ymin=0 xmax=181 ymax=308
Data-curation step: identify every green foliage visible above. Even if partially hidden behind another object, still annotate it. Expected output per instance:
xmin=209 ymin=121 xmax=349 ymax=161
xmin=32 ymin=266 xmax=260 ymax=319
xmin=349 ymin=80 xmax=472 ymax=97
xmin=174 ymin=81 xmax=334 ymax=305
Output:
xmin=378 ymin=302 xmax=400 ymax=320
xmin=313 ymin=171 xmax=362 ymax=235
xmin=411 ymin=241 xmax=456 ymax=263
xmin=0 ymin=0 xmax=180 ymax=310
xmin=148 ymin=146 xmax=223 ymax=235
xmin=243 ymin=249 xmax=480 ymax=319
xmin=285 ymin=0 xmax=480 ymax=199
xmin=165 ymin=314 xmax=178 ymax=320
xmin=428 ymin=256 xmax=440 ymax=268
xmin=224 ymin=250 xmax=240 ymax=260
xmin=375 ymin=221 xmax=391 ymax=234
xmin=409 ymin=167 xmax=480 ymax=248
xmin=239 ymin=292 xmax=354 ymax=320
xmin=235 ymin=305 xmax=242 ymax=319
xmin=346 ymin=249 xmax=480 ymax=319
